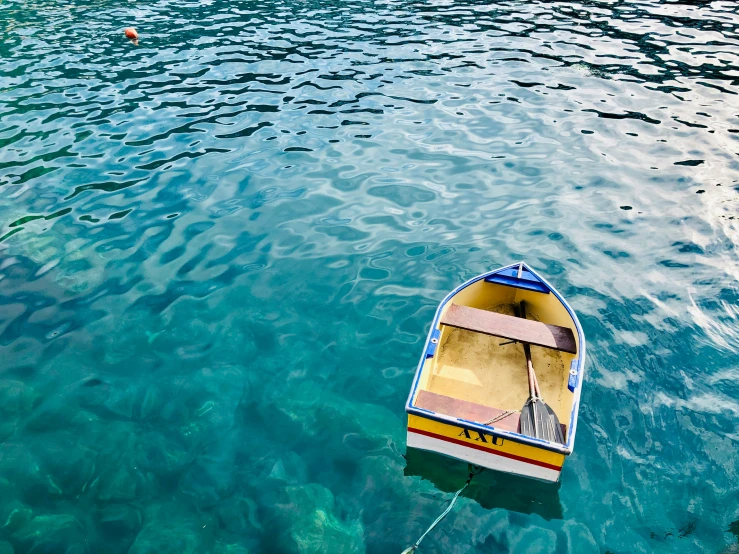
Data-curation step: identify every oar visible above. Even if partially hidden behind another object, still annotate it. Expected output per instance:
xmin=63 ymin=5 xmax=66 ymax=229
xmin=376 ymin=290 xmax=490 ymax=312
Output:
xmin=531 ymin=365 xmax=564 ymax=441
xmin=517 ymin=301 xmax=565 ymax=444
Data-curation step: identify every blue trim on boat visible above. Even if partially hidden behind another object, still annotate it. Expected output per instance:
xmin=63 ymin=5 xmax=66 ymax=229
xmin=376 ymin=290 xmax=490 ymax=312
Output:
xmin=425 ymin=329 xmax=441 ymax=358
xmin=485 ymin=274 xmax=550 ymax=293
xmin=568 ymin=359 xmax=579 ymax=392
xmin=490 ymin=266 xmax=539 ymax=281
xmin=405 ymin=261 xmax=586 ymax=456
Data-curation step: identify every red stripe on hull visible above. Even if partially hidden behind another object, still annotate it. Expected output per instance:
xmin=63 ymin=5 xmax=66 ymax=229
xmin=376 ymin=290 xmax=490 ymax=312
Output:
xmin=408 ymin=427 xmax=563 ymax=472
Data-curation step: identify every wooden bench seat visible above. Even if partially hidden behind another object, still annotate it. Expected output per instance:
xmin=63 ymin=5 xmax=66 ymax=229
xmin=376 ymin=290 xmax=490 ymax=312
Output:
xmin=440 ymin=304 xmax=577 ymax=354
xmin=416 ymin=390 xmax=521 ymax=432
xmin=415 ymin=390 xmax=567 ymax=439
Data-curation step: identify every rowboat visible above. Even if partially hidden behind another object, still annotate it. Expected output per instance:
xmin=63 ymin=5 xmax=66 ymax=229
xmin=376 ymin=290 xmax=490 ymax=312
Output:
xmin=405 ymin=262 xmax=586 ymax=483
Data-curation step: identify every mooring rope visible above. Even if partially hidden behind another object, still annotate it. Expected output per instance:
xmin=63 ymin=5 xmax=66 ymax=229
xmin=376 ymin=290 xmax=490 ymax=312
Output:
xmin=401 ymin=464 xmax=483 ymax=553
xmin=482 ymin=409 xmax=517 ymax=426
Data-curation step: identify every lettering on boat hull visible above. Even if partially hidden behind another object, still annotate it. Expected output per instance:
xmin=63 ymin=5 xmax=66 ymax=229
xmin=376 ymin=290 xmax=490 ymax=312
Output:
xmin=407 ymin=414 xmax=565 ymax=483
xmin=457 ymin=428 xmax=504 ymax=445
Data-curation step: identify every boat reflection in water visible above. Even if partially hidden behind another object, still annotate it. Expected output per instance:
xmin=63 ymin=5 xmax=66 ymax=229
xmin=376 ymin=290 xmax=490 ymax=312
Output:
xmin=403 ymin=448 xmax=563 ymax=521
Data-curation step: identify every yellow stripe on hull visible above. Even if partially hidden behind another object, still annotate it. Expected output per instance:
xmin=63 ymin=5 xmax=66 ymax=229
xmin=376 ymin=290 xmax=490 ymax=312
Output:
xmin=407 ymin=414 xmax=567 ymax=482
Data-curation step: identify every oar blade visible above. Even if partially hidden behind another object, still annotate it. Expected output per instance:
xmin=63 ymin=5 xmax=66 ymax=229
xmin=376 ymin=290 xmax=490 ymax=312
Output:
xmin=541 ymin=402 xmax=565 ymax=444
xmin=520 ymin=400 xmax=564 ymax=444
xmin=519 ymin=399 xmax=538 ymax=438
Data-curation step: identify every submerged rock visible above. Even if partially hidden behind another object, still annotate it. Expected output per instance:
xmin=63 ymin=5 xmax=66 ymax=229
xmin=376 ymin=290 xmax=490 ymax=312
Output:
xmin=75 ymin=377 xmax=139 ymax=420
xmin=267 ymin=483 xmax=365 ymax=554
xmin=0 ymin=380 xmax=39 ymax=438
xmin=266 ymin=451 xmax=308 ymax=485
xmin=179 ymin=440 xmax=237 ymax=508
xmin=133 ymin=430 xmax=193 ymax=478
xmin=0 ymin=502 xmax=34 ymax=535
xmin=215 ymin=496 xmax=261 ymax=535
xmin=169 ymin=365 xmax=247 ymax=451
xmin=10 ymin=513 xmax=86 ymax=554
xmin=25 ymin=396 xmax=92 ymax=433
xmin=94 ymin=463 xmax=155 ymax=502
xmin=263 ymin=378 xmax=400 ymax=449
xmin=36 ymin=440 xmax=97 ymax=497
xmin=136 ymin=383 xmax=165 ymax=420
xmin=128 ymin=524 xmax=203 ymax=554
xmin=0 ymin=422 xmax=14 ymax=442
xmin=212 ymin=543 xmax=250 ymax=554
xmin=102 ymin=309 xmax=166 ymax=366
xmin=0 ymin=380 xmax=38 ymax=416
xmin=127 ymin=503 xmax=216 ymax=554
xmin=0 ymin=444 xmax=47 ymax=499
xmin=290 ymin=507 xmax=365 ymax=554
xmin=97 ymin=504 xmax=142 ymax=542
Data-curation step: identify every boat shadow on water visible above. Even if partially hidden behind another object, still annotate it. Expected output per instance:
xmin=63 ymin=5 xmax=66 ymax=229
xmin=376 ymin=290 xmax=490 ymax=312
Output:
xmin=404 ymin=448 xmax=563 ymax=521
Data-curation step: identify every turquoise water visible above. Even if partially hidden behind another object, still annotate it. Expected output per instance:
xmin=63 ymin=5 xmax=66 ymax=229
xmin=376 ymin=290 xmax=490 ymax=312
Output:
xmin=1 ymin=0 xmax=738 ymax=552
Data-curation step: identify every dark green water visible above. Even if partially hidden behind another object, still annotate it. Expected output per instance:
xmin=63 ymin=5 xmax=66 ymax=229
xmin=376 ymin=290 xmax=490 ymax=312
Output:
xmin=1 ymin=0 xmax=738 ymax=552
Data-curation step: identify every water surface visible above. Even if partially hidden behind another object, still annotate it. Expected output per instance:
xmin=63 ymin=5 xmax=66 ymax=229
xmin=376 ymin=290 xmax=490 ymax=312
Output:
xmin=1 ymin=0 xmax=739 ymax=552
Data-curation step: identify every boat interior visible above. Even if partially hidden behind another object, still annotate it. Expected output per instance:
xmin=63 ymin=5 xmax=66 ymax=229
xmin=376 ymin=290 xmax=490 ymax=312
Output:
xmin=411 ymin=268 xmax=580 ymax=441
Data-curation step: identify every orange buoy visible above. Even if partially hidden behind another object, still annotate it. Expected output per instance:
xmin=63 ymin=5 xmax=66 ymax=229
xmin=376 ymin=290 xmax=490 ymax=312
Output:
xmin=124 ymin=27 xmax=138 ymax=40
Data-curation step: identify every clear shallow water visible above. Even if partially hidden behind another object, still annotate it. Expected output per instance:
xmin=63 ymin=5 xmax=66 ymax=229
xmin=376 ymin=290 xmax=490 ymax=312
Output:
xmin=1 ymin=0 xmax=738 ymax=552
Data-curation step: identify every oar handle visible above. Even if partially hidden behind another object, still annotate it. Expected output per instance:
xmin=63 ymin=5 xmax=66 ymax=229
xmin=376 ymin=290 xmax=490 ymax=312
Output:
xmin=532 ymin=365 xmax=541 ymax=398
xmin=525 ymin=350 xmax=536 ymax=399
xmin=519 ymin=301 xmax=537 ymax=399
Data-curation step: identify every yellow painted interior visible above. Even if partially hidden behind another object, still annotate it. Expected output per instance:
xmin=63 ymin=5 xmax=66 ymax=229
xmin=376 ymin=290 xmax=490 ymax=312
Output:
xmin=415 ymin=280 xmax=578 ymax=427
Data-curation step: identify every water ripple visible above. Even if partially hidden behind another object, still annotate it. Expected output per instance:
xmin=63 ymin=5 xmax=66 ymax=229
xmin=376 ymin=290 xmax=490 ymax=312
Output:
xmin=1 ymin=0 xmax=739 ymax=552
